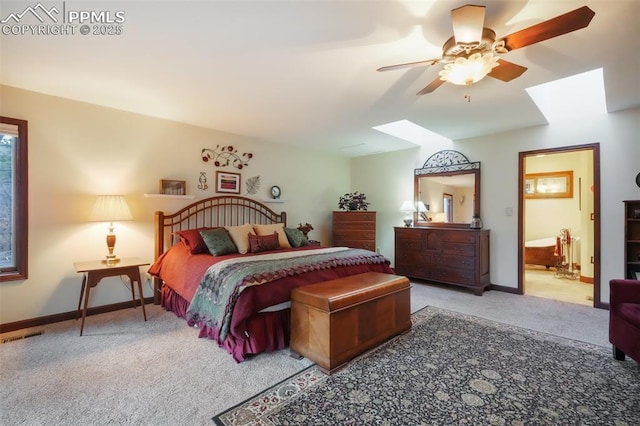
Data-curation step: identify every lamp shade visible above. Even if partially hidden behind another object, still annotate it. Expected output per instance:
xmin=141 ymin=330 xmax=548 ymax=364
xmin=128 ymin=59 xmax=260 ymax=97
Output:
xmin=416 ymin=201 xmax=429 ymax=212
xmin=90 ymin=195 xmax=133 ymax=222
xmin=439 ymin=52 xmax=499 ymax=86
xmin=399 ymin=201 xmax=417 ymax=213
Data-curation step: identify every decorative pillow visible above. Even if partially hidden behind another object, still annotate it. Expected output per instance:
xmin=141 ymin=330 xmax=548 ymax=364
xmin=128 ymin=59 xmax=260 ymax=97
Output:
xmin=248 ymin=231 xmax=280 ymax=253
xmin=284 ymin=227 xmax=309 ymax=248
xmin=175 ymin=227 xmax=215 ymax=254
xmin=225 ymin=223 xmax=256 ymax=254
xmin=199 ymin=228 xmax=238 ymax=256
xmin=253 ymin=223 xmax=291 ymax=249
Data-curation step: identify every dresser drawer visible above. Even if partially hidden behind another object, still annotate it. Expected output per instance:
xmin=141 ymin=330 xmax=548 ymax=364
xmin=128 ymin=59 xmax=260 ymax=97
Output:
xmin=334 ymin=230 xmax=376 ymax=240
xmin=333 ymin=221 xmax=375 ymax=231
xmin=395 ymin=249 xmax=424 ymax=264
xmin=433 ymin=254 xmax=475 ymax=270
xmin=432 ymin=267 xmax=476 ymax=286
xmin=396 ymin=238 xmax=422 ymax=252
xmin=395 ymin=228 xmax=422 ymax=240
xmin=394 ymin=258 xmax=430 ymax=279
xmin=443 ymin=232 xmax=477 ymax=244
xmin=442 ymin=242 xmax=475 ymax=257
xmin=333 ymin=212 xmax=376 ymax=222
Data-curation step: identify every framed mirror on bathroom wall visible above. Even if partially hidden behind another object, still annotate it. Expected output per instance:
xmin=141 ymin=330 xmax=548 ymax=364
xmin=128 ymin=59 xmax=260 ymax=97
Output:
xmin=414 ymin=150 xmax=480 ymax=228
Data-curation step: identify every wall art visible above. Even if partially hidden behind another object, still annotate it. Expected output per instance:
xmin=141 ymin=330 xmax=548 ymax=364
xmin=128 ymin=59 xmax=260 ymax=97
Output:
xmin=160 ymin=179 xmax=186 ymax=195
xmin=197 ymin=172 xmax=208 ymax=190
xmin=201 ymin=145 xmax=253 ymax=169
xmin=245 ymin=175 xmax=260 ymax=195
xmin=215 ymin=171 xmax=241 ymax=194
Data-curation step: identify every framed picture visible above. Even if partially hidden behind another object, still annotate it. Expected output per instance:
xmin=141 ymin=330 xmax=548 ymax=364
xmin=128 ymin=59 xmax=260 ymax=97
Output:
xmin=160 ymin=179 xmax=186 ymax=195
xmin=524 ymin=171 xmax=573 ymax=199
xmin=216 ymin=171 xmax=241 ymax=194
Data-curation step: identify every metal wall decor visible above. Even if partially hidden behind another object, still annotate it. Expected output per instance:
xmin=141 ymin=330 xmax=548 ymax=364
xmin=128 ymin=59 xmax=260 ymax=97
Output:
xmin=201 ymin=145 xmax=253 ymax=169
xmin=245 ymin=175 xmax=261 ymax=195
xmin=414 ymin=149 xmax=480 ymax=175
xmin=197 ymin=172 xmax=208 ymax=190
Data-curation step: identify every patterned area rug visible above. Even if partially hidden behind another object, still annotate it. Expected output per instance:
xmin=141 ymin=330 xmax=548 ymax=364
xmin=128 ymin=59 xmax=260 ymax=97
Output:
xmin=213 ymin=306 xmax=640 ymax=425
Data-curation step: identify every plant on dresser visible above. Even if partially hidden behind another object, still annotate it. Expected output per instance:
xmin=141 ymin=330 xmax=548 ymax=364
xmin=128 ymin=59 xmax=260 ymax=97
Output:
xmin=333 ymin=211 xmax=376 ymax=251
xmin=394 ymin=227 xmax=490 ymax=295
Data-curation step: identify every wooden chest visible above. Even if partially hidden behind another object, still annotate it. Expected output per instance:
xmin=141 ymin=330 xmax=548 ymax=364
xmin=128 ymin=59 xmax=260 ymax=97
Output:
xmin=332 ymin=211 xmax=376 ymax=251
xmin=290 ymin=272 xmax=411 ymax=374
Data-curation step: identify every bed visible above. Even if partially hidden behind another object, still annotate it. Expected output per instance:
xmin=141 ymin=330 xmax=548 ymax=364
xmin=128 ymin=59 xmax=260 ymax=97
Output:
xmin=524 ymin=237 xmax=559 ymax=268
xmin=148 ymin=195 xmax=395 ymax=362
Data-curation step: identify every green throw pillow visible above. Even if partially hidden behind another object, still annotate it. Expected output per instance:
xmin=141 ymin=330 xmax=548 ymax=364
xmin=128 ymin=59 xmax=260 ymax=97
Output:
xmin=200 ymin=228 xmax=238 ymax=256
xmin=284 ymin=227 xmax=309 ymax=248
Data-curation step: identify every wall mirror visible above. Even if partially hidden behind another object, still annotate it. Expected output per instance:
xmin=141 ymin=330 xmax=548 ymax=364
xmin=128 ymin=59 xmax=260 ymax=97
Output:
xmin=414 ymin=150 xmax=480 ymax=228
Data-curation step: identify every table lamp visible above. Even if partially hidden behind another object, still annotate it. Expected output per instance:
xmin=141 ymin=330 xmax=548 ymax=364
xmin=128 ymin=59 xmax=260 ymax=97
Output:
xmin=90 ymin=195 xmax=133 ymax=264
xmin=416 ymin=201 xmax=430 ymax=222
xmin=399 ymin=201 xmax=417 ymax=227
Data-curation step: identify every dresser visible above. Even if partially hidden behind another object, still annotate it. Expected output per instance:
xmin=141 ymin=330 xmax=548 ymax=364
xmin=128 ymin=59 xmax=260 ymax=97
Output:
xmin=394 ymin=227 xmax=490 ymax=295
xmin=332 ymin=211 xmax=376 ymax=251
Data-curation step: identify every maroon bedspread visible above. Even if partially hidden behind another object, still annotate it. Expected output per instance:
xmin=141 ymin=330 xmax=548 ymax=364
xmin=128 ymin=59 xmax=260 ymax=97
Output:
xmin=149 ymin=243 xmax=395 ymax=361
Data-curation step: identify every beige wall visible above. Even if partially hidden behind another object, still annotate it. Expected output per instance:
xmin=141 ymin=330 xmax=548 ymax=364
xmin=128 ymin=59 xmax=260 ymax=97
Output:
xmin=0 ymin=85 xmax=350 ymax=324
xmin=352 ymin=107 xmax=639 ymax=304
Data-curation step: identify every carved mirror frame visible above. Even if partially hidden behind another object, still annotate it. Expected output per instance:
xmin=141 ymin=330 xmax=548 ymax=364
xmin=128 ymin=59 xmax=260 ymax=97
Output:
xmin=414 ymin=150 xmax=480 ymax=228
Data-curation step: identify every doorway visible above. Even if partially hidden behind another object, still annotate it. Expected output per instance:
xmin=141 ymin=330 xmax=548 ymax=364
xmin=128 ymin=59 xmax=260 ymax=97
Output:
xmin=518 ymin=144 xmax=602 ymax=307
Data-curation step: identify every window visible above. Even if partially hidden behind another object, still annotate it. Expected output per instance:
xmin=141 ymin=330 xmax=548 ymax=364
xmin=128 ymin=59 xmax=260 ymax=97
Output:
xmin=0 ymin=116 xmax=28 ymax=281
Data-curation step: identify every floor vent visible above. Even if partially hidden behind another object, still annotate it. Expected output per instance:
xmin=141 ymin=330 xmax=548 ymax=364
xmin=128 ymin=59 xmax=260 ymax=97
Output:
xmin=1 ymin=331 xmax=43 ymax=344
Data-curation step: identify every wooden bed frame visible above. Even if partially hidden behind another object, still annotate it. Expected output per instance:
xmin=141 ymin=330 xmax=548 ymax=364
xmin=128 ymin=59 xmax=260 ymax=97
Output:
xmin=152 ymin=195 xmax=287 ymax=304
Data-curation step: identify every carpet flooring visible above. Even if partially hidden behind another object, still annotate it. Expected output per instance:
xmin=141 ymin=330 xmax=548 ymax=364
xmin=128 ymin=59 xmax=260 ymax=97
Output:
xmin=214 ymin=306 xmax=640 ymax=426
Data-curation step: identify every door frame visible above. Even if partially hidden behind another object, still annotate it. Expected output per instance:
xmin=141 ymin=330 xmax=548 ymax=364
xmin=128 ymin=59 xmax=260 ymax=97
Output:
xmin=517 ymin=143 xmax=603 ymax=308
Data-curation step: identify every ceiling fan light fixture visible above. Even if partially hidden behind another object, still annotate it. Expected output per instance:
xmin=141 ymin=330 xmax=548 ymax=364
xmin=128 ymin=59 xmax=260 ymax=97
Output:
xmin=438 ymin=51 xmax=500 ymax=86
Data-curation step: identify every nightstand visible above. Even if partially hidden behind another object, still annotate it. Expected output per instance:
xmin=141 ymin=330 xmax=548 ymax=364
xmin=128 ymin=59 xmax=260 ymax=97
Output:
xmin=73 ymin=257 xmax=150 ymax=336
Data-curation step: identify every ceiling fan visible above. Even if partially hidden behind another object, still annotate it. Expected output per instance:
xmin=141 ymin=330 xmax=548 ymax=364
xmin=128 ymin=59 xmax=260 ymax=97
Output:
xmin=377 ymin=4 xmax=595 ymax=96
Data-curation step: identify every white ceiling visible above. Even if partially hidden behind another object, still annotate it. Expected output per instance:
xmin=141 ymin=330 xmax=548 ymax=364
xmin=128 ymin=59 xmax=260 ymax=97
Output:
xmin=1 ymin=1 xmax=638 ymax=157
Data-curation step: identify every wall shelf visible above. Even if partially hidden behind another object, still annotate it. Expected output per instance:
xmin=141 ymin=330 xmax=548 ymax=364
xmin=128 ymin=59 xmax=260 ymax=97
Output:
xmin=144 ymin=194 xmax=195 ymax=199
xmin=262 ymin=199 xmax=286 ymax=203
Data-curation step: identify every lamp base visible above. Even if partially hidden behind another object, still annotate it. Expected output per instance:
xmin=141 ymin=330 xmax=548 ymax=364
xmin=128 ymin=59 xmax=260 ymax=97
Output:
xmin=101 ymin=255 xmax=120 ymax=265
xmin=403 ymin=218 xmax=413 ymax=227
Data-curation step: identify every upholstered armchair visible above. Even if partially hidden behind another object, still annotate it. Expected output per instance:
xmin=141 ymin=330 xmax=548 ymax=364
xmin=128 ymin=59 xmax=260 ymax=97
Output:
xmin=609 ymin=279 xmax=640 ymax=363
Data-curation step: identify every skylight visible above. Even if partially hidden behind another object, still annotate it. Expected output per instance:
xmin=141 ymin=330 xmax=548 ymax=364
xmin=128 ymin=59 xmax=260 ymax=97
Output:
xmin=372 ymin=119 xmax=450 ymax=145
xmin=525 ymin=68 xmax=607 ymax=123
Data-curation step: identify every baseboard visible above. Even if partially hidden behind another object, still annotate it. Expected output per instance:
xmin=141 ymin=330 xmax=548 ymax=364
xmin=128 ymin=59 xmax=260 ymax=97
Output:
xmin=0 ymin=297 xmax=155 ymax=334
xmin=488 ymin=283 xmax=522 ymax=294
xmin=580 ymin=275 xmax=594 ymax=284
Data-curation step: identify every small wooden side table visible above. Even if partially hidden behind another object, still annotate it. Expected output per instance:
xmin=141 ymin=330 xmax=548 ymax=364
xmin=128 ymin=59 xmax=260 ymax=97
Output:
xmin=73 ymin=257 xmax=150 ymax=336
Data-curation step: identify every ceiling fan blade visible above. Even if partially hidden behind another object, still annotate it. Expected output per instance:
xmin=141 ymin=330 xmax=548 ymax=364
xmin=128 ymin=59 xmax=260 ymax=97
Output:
xmin=488 ymin=59 xmax=528 ymax=82
xmin=416 ymin=77 xmax=446 ymax=95
xmin=451 ymin=4 xmax=486 ymax=44
xmin=500 ymin=6 xmax=595 ymax=52
xmin=377 ymin=59 xmax=440 ymax=72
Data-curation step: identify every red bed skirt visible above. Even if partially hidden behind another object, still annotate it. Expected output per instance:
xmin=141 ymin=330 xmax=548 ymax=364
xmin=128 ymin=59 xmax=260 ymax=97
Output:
xmin=161 ymin=285 xmax=290 ymax=361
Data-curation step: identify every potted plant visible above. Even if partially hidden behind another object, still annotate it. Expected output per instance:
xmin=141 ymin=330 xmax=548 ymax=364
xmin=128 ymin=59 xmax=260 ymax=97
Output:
xmin=338 ymin=191 xmax=370 ymax=211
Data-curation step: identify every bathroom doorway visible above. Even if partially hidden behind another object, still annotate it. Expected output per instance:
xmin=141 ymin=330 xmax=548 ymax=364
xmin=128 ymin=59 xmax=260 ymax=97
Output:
xmin=518 ymin=144 xmax=601 ymax=307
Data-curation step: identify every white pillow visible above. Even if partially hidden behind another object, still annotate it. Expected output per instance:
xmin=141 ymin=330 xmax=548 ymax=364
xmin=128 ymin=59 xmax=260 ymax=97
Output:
xmin=225 ymin=224 xmax=256 ymax=254
xmin=253 ymin=223 xmax=291 ymax=249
